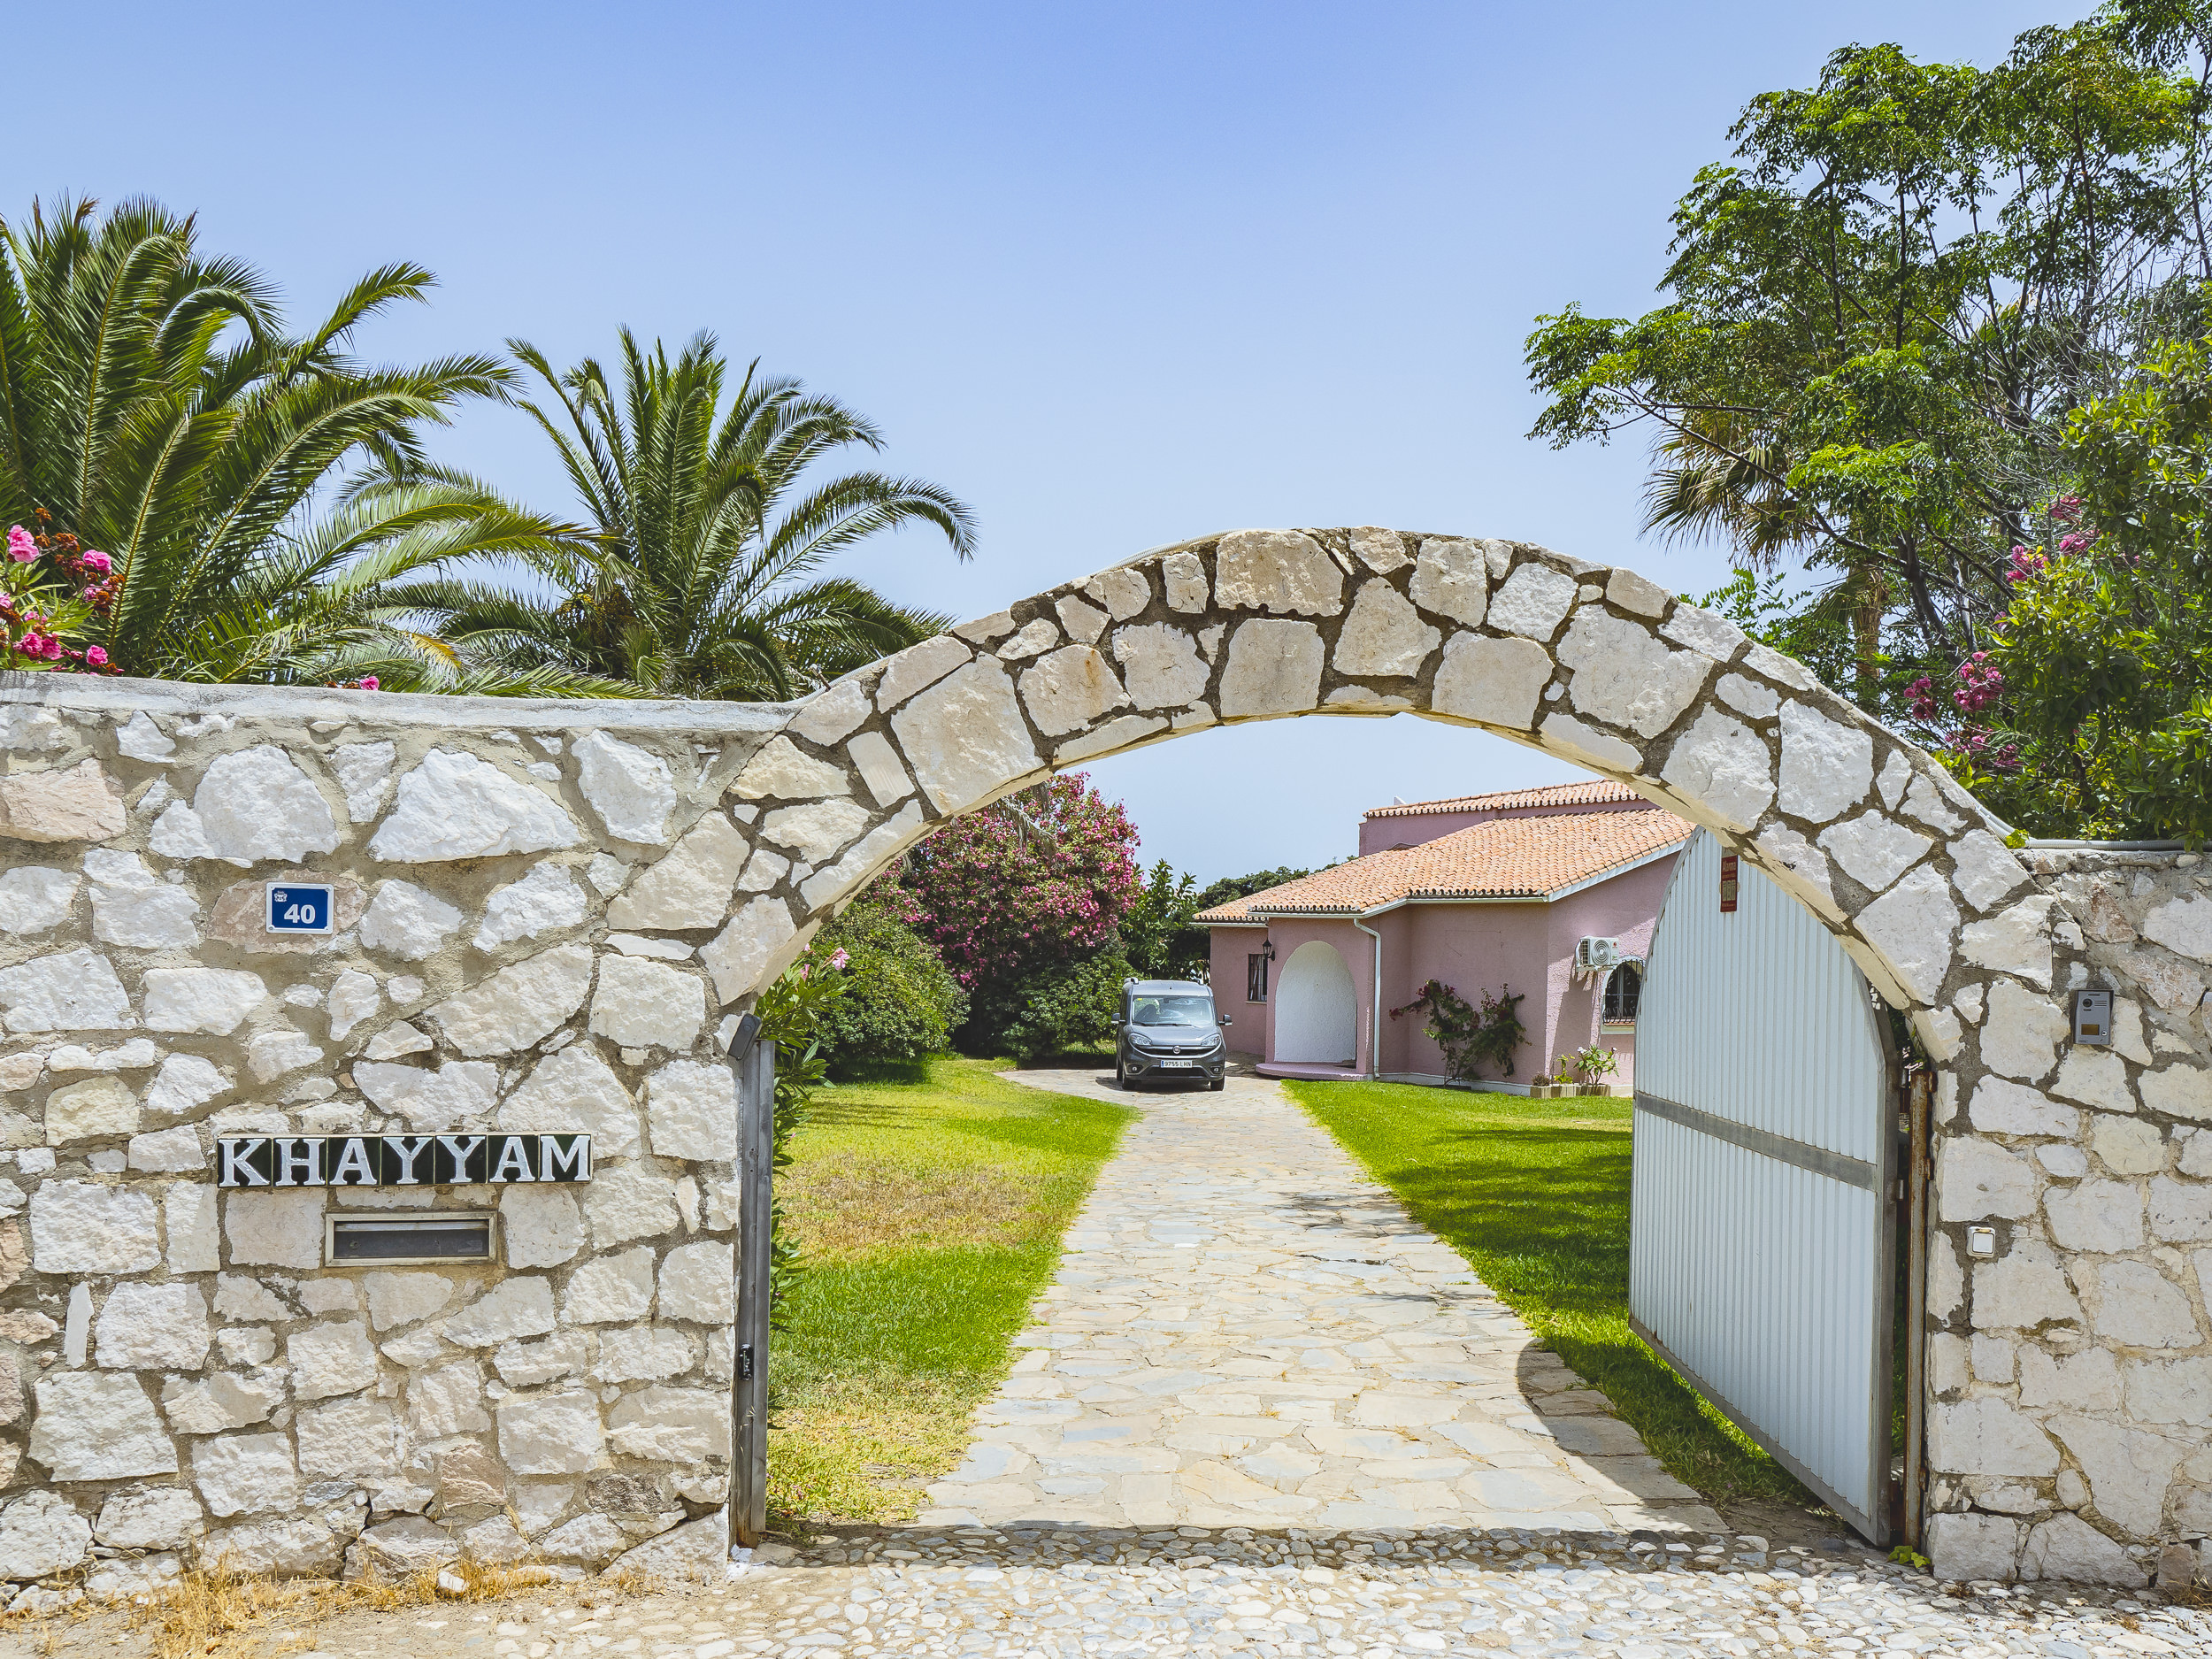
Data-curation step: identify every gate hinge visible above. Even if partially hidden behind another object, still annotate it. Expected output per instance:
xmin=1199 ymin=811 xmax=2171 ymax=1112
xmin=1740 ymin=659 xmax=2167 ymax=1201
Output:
xmin=738 ymin=1343 xmax=756 ymax=1380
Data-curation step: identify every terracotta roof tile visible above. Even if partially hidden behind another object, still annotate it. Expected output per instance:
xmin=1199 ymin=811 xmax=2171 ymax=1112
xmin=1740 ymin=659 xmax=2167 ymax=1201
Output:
xmin=1363 ymin=780 xmax=1645 ymax=819
xmin=1196 ymin=807 xmax=1691 ymax=920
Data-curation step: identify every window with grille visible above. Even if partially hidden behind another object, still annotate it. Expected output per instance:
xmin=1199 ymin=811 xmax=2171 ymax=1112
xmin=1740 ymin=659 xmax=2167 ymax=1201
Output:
xmin=1601 ymin=962 xmax=1641 ymax=1025
xmin=1247 ymin=953 xmax=1269 ymax=1003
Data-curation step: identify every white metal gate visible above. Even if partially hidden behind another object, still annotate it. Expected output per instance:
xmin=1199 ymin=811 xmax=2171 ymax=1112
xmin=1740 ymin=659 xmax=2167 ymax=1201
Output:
xmin=1631 ymin=829 xmax=1896 ymax=1542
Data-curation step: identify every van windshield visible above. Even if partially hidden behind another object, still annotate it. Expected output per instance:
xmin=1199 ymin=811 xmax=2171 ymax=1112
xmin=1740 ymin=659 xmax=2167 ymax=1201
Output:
xmin=1132 ymin=995 xmax=1216 ymax=1025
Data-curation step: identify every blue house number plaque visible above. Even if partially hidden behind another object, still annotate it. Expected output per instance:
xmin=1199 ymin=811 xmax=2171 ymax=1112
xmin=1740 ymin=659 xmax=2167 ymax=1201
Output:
xmin=266 ymin=882 xmax=336 ymax=934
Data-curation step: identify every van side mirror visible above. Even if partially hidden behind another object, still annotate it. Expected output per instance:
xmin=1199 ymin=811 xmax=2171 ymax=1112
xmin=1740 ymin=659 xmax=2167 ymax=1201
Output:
xmin=1218 ymin=1015 xmax=1233 ymax=1026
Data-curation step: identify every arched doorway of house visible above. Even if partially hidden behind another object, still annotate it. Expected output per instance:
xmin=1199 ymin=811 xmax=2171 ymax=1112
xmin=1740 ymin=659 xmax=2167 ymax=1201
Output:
xmin=1272 ymin=940 xmax=1357 ymax=1065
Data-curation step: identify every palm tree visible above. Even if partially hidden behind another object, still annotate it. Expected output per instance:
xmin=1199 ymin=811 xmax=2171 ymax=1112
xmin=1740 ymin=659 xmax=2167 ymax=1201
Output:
xmin=411 ymin=330 xmax=974 ymax=700
xmin=0 ymin=194 xmax=609 ymax=691
xmin=1640 ymin=406 xmax=1892 ymax=695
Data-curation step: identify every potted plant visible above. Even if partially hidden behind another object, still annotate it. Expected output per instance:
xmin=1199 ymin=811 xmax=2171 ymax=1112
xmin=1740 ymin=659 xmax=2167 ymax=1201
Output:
xmin=1571 ymin=1045 xmax=1620 ymax=1096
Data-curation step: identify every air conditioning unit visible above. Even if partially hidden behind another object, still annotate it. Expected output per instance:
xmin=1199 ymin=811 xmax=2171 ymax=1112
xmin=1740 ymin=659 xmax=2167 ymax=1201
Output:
xmin=1574 ymin=936 xmax=1624 ymax=974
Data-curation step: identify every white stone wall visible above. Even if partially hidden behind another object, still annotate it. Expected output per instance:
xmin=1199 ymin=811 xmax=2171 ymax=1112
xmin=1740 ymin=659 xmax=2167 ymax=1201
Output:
xmin=0 ymin=681 xmax=789 ymax=1589
xmin=1925 ymin=848 xmax=2212 ymax=1589
xmin=5 ymin=527 xmax=2210 ymax=1594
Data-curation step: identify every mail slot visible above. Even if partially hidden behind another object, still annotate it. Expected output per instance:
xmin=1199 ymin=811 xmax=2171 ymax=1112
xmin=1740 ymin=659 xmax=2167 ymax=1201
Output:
xmin=326 ymin=1213 xmax=497 ymax=1267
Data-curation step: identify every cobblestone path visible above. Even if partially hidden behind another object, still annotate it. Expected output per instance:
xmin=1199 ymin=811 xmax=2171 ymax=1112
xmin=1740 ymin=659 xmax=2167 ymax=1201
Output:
xmin=12 ymin=1525 xmax=2208 ymax=1657
xmin=919 ymin=1069 xmax=1722 ymax=1535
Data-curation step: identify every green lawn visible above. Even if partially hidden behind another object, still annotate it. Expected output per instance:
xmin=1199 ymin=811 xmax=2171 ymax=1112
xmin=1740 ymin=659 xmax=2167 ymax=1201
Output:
xmin=766 ymin=1056 xmax=1131 ymax=1525
xmin=1285 ymin=1078 xmax=1813 ymax=1511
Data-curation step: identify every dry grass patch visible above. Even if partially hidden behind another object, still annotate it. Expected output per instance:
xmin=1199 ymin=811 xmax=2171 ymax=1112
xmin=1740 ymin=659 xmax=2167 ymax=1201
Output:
xmin=767 ymin=1371 xmax=984 ymax=1524
xmin=782 ymin=1160 xmax=1035 ymax=1256
xmin=120 ymin=1560 xmax=583 ymax=1659
xmin=766 ymin=1056 xmax=1127 ymax=1528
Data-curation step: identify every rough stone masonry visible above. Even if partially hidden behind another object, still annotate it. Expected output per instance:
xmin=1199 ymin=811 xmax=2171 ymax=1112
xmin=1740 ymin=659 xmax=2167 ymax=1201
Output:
xmin=0 ymin=683 xmax=788 ymax=1596
xmin=0 ymin=525 xmax=2206 ymax=1596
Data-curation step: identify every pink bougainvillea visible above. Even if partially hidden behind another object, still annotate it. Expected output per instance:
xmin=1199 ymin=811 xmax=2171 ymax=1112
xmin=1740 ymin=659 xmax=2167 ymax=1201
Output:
xmin=899 ymin=772 xmax=1141 ymax=990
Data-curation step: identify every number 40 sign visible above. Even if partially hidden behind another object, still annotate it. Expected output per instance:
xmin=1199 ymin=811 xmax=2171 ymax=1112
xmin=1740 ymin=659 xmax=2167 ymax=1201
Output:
xmin=266 ymin=882 xmax=336 ymax=935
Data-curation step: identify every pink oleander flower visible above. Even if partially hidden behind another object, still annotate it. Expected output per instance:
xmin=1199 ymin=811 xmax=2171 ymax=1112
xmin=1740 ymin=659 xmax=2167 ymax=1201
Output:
xmin=357 ymin=676 xmax=380 ymax=691
xmin=15 ymin=634 xmax=46 ymax=658
xmin=83 ymin=647 xmax=107 ymax=668
xmin=829 ymin=948 xmax=850 ymax=971
xmin=77 ymin=549 xmax=111 ymax=577
xmin=4 ymin=526 xmax=35 ymax=564
xmin=38 ymin=634 xmax=63 ymax=661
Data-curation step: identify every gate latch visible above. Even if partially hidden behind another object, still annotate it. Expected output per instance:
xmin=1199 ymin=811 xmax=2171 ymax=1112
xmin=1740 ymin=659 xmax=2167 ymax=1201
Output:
xmin=738 ymin=1344 xmax=756 ymax=1380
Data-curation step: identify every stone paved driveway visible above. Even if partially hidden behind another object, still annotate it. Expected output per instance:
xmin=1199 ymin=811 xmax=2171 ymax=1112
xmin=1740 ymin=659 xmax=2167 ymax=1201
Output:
xmin=919 ymin=1068 xmax=1722 ymax=1536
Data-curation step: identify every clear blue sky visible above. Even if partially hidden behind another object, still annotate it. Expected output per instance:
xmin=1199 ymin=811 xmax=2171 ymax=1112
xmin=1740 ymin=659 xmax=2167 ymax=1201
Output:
xmin=14 ymin=0 xmax=2080 ymax=882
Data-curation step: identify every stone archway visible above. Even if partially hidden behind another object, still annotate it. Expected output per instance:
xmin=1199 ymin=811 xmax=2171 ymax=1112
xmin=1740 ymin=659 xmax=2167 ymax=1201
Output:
xmin=1271 ymin=941 xmax=1356 ymax=1066
xmin=707 ymin=526 xmax=2212 ymax=1585
xmin=716 ymin=525 xmax=2019 ymax=1069
xmin=0 ymin=524 xmax=2200 ymax=1588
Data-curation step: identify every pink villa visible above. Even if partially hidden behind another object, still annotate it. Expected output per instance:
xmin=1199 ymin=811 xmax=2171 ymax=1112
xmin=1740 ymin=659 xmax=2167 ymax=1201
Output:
xmin=1197 ymin=781 xmax=1690 ymax=1088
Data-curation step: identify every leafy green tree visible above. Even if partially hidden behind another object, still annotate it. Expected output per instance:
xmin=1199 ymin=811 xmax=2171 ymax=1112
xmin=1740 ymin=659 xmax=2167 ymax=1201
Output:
xmin=752 ymin=955 xmax=849 ymax=1318
xmin=1119 ymin=860 xmax=1204 ymax=981
xmin=0 ymin=196 xmax=587 ymax=690
xmin=1525 ymin=17 xmax=2201 ymax=712
xmin=1687 ymin=569 xmax=1863 ymax=696
xmin=1961 ymin=324 xmax=2212 ymax=840
xmin=418 ymin=331 xmax=973 ymax=699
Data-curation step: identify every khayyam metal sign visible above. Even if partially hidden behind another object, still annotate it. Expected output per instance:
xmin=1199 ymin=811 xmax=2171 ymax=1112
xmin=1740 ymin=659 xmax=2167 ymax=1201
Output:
xmin=217 ymin=1133 xmax=591 ymax=1188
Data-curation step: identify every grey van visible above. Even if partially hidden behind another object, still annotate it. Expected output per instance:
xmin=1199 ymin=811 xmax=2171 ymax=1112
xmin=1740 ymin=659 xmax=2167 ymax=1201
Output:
xmin=1114 ymin=979 xmax=1230 ymax=1089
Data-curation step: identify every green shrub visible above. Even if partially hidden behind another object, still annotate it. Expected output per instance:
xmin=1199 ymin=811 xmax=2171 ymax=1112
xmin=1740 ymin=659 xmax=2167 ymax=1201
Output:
xmin=964 ymin=949 xmax=1131 ymax=1060
xmin=813 ymin=883 xmax=967 ymax=1073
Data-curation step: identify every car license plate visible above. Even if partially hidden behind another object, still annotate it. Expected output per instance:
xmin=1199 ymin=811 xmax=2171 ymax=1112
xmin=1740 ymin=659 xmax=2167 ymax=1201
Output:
xmin=1160 ymin=1059 xmax=1196 ymax=1069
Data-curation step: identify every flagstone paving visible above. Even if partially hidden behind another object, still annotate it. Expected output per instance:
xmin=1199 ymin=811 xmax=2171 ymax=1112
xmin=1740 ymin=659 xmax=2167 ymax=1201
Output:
xmin=918 ymin=1068 xmax=1722 ymax=1536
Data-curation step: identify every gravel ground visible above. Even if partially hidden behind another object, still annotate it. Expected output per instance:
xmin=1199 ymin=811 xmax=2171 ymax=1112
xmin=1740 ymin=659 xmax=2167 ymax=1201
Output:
xmin=4 ymin=1522 xmax=2208 ymax=1658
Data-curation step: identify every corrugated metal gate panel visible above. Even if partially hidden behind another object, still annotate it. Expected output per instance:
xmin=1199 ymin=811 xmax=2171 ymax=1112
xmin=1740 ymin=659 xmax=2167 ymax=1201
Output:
xmin=1636 ymin=832 xmax=1887 ymax=1160
xmin=1630 ymin=830 xmax=1894 ymax=1543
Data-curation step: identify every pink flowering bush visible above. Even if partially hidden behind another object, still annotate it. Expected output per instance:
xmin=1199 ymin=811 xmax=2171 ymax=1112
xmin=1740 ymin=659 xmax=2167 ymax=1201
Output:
xmin=901 ymin=773 xmax=1142 ymax=1056
xmin=0 ymin=513 xmax=125 ymax=676
xmin=902 ymin=774 xmax=1140 ymax=989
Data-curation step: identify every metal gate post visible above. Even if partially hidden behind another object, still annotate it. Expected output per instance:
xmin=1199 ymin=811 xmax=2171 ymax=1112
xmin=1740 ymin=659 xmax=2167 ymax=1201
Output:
xmin=731 ymin=1022 xmax=775 ymax=1548
xmin=1902 ymin=1065 xmax=1932 ymax=1551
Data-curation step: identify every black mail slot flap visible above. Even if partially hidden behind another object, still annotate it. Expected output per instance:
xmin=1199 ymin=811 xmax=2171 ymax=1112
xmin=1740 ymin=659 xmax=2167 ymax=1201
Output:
xmin=219 ymin=1133 xmax=590 ymax=1189
xmin=328 ymin=1215 xmax=495 ymax=1265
